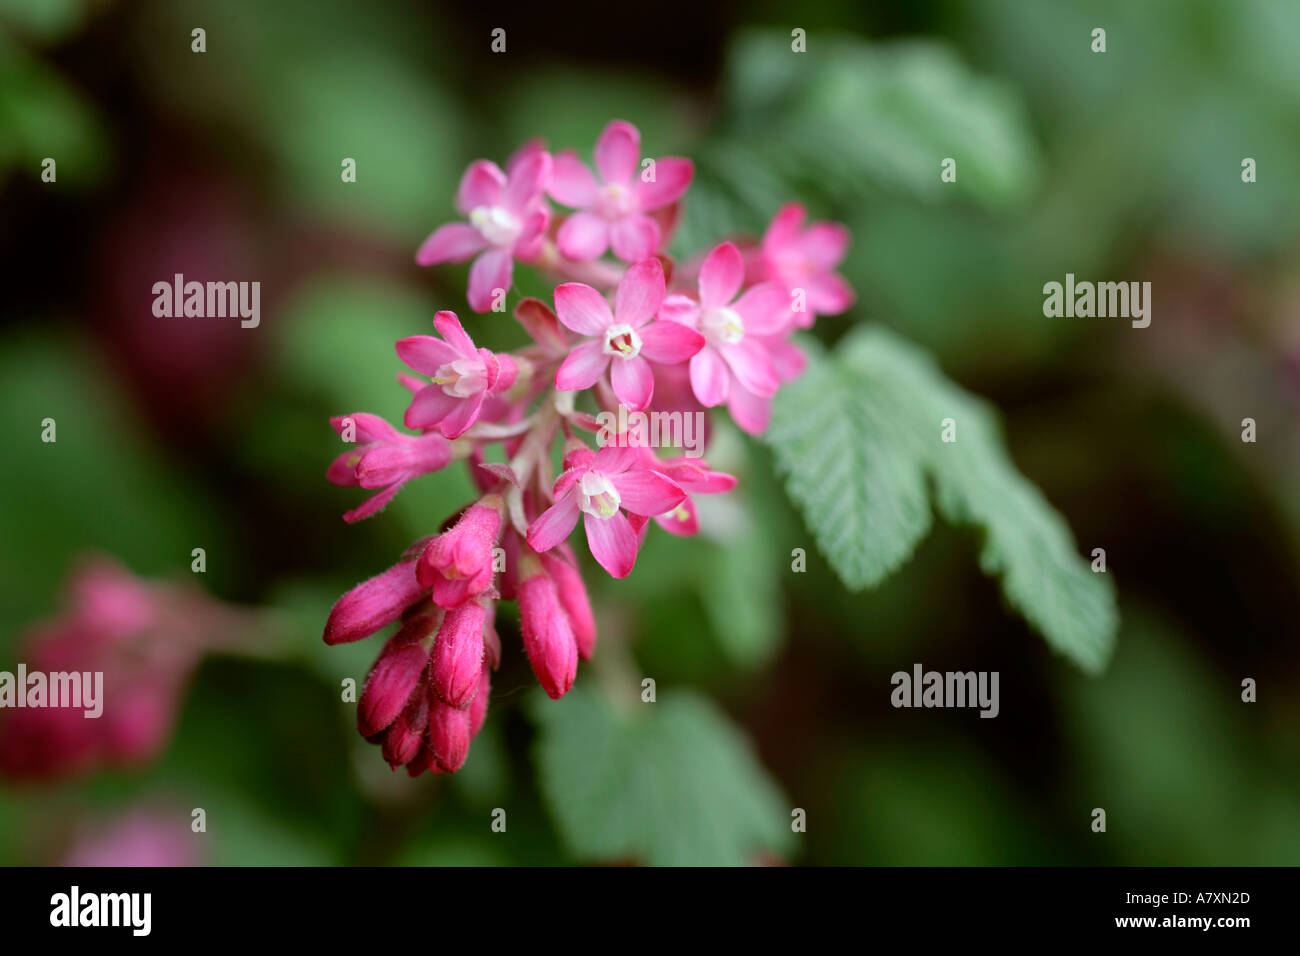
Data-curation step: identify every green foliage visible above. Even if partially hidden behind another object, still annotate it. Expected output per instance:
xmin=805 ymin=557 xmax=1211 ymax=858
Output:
xmin=767 ymin=327 xmax=1117 ymax=673
xmin=677 ymin=29 xmax=1043 ymax=252
xmin=532 ymin=687 xmax=793 ymax=866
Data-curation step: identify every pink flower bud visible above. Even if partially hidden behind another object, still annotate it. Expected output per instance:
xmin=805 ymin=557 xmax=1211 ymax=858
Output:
xmin=323 ymin=555 xmax=427 ymax=645
xmin=417 ymin=497 xmax=503 ymax=608
xmin=519 ymin=567 xmax=578 ymax=700
xmin=469 ymin=666 xmax=491 ymax=737
xmin=430 ymin=602 xmax=486 ymax=709
xmin=382 ymin=685 xmax=431 ymax=769
xmin=357 ymin=614 xmax=438 ymax=737
xmin=540 ymin=549 xmax=597 ymax=660
xmin=429 ymin=698 xmax=471 ymax=772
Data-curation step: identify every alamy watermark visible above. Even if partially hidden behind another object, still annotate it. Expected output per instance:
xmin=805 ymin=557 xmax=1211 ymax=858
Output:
xmin=152 ymin=273 xmax=261 ymax=328
xmin=0 ymin=664 xmax=103 ymax=718
xmin=890 ymin=663 xmax=999 ymax=718
xmin=595 ymin=405 xmax=706 ymax=457
xmin=1043 ymin=273 xmax=1151 ymax=328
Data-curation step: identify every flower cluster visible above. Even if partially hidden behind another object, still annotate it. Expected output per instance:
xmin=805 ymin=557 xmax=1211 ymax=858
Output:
xmin=326 ymin=120 xmax=852 ymax=775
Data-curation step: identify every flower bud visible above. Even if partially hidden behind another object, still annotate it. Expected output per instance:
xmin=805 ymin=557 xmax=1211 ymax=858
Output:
xmin=323 ymin=556 xmax=426 ymax=645
xmin=429 ymin=698 xmax=471 ymax=773
xmin=382 ymin=684 xmax=431 ymax=769
xmin=469 ymin=666 xmax=492 ymax=737
xmin=417 ymin=497 xmax=504 ymax=608
xmin=430 ymin=602 xmax=486 ymax=709
xmin=518 ymin=566 xmax=578 ymax=700
xmin=540 ymin=549 xmax=597 ymax=659
xmin=357 ymin=614 xmax=437 ymax=737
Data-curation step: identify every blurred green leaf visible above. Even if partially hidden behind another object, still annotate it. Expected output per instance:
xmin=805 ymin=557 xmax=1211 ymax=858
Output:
xmin=767 ymin=327 xmax=1117 ymax=673
xmin=532 ymin=687 xmax=793 ymax=865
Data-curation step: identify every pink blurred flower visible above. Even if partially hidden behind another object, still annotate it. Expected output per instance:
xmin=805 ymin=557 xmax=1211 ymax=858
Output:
xmin=64 ymin=807 xmax=201 ymax=867
xmin=525 ymin=443 xmax=686 ymax=578
xmin=416 ymin=149 xmax=553 ymax=312
xmin=0 ymin=557 xmax=245 ymax=782
xmin=660 ymin=241 xmax=793 ymax=434
xmin=397 ymin=310 xmax=519 ymax=438
xmin=553 ymin=259 xmax=703 ymax=411
xmin=550 ymin=120 xmax=693 ymax=262
xmin=327 ymin=413 xmax=455 ymax=522
xmin=760 ymin=203 xmax=854 ymax=326
xmin=635 ymin=452 xmax=737 ymax=537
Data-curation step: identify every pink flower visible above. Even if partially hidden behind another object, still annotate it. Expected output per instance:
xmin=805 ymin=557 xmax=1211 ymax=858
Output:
xmin=550 ymin=120 xmax=693 ymax=262
xmin=760 ymin=203 xmax=854 ymax=327
xmin=553 ymin=258 xmax=703 ymax=411
xmin=525 ymin=443 xmax=686 ymax=578
xmin=416 ymin=149 xmax=552 ymax=312
xmin=0 ymin=557 xmax=242 ymax=782
xmin=397 ymin=311 xmax=519 ymax=439
xmin=327 ymin=413 xmax=454 ymax=522
xmin=539 ymin=545 xmax=597 ymax=659
xmin=659 ymin=241 xmax=793 ymax=435
xmin=415 ymin=496 xmax=504 ymax=608
xmin=635 ymin=453 xmax=737 ymax=537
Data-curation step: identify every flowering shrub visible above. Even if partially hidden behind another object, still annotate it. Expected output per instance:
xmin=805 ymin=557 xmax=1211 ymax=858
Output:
xmin=324 ymin=119 xmax=852 ymax=775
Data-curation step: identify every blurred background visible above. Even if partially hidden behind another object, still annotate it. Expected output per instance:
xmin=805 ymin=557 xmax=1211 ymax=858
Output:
xmin=1 ymin=0 xmax=1298 ymax=865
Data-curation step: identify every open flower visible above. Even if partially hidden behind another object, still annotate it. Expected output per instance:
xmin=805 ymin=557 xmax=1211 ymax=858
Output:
xmin=550 ymin=120 xmax=693 ymax=262
xmin=659 ymin=241 xmax=792 ymax=434
xmin=553 ymin=259 xmax=703 ymax=410
xmin=397 ymin=311 xmax=518 ymax=439
xmin=416 ymin=150 xmax=552 ymax=312
xmin=526 ymin=443 xmax=686 ymax=578
xmin=634 ymin=452 xmax=737 ymax=536
xmin=760 ymin=203 xmax=854 ymax=327
xmin=327 ymin=413 xmax=455 ymax=522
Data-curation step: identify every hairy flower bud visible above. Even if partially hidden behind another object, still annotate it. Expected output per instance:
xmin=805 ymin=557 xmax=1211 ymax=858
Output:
xmin=417 ymin=496 xmax=504 ymax=608
xmin=519 ymin=560 xmax=578 ymax=700
xmin=357 ymin=613 xmax=438 ymax=737
xmin=430 ymin=601 xmax=486 ymax=708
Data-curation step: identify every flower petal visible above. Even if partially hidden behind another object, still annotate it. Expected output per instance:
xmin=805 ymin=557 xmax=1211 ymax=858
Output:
xmin=555 ymin=340 xmax=609 ymax=391
xmin=698 ymin=241 xmax=744 ymax=308
xmin=614 ymin=257 xmax=665 ymax=327
xmin=549 ymin=151 xmax=599 ymax=208
xmin=432 ymin=310 xmax=476 ymax=356
xmin=633 ymin=157 xmax=694 ymax=210
xmin=806 ymin=272 xmax=856 ymax=316
xmin=415 ymin=222 xmax=488 ymax=266
xmin=456 ymin=160 xmax=507 ymax=214
xmin=638 ymin=320 xmax=704 ymax=364
xmin=343 ymin=484 xmax=403 ymax=523
xmin=657 ymin=293 xmax=700 ymax=327
xmin=733 ymin=282 xmax=794 ymax=336
xmin=467 ymin=248 xmax=513 ymax=313
xmin=526 ymin=497 xmax=582 ymax=553
xmin=654 ymin=497 xmax=699 ymax=536
xmin=437 ymin=391 xmax=484 ymax=439
xmin=609 ymin=214 xmax=660 ymax=263
xmin=610 ymin=354 xmax=654 ymax=410
xmin=594 ymin=120 xmax=640 ymax=186
xmin=404 ymin=385 xmax=459 ymax=430
xmin=689 ymin=347 xmax=730 ymax=406
xmin=727 ymin=382 xmax=772 ymax=435
xmin=396 ymin=335 xmax=458 ymax=375
xmin=583 ymin=510 xmax=638 ymax=578
xmin=610 ymin=468 xmax=685 ymax=517
xmin=762 ymin=202 xmax=805 ymax=252
xmin=720 ymin=339 xmax=779 ymax=397
xmin=503 ymin=149 xmax=551 ymax=214
xmin=557 ymin=211 xmax=611 ymax=261
xmin=554 ymin=281 xmax=614 ymax=334
xmin=801 ymin=222 xmax=850 ymax=269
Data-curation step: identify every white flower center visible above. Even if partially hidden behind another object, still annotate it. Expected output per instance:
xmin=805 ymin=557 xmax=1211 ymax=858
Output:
xmin=432 ymin=357 xmax=486 ymax=397
xmin=577 ymin=470 xmax=621 ymax=519
xmin=598 ymin=183 xmax=634 ymax=219
xmin=469 ymin=205 xmax=521 ymax=246
xmin=701 ymin=306 xmax=744 ymax=345
xmin=602 ymin=323 xmax=643 ymax=359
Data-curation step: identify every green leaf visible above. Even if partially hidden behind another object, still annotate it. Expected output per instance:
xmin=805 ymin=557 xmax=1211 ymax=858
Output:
xmin=767 ymin=327 xmax=1117 ymax=673
xmin=531 ymin=687 xmax=793 ymax=866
